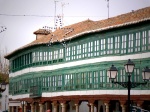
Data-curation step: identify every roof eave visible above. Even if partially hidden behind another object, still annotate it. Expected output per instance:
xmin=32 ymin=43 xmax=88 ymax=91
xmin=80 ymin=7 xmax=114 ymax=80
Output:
xmin=5 ymin=17 xmax=150 ymax=59
xmin=60 ymin=17 xmax=150 ymax=42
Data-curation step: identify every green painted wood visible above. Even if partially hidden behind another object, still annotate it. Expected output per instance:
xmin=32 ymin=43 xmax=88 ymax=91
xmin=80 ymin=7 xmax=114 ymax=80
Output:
xmin=9 ymin=24 xmax=150 ymax=73
xmin=9 ymin=58 xmax=150 ymax=95
xmin=8 ymin=23 xmax=150 ymax=95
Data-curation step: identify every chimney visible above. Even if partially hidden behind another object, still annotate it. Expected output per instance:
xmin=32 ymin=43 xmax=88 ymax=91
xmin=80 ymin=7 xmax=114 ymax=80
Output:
xmin=34 ymin=29 xmax=51 ymax=40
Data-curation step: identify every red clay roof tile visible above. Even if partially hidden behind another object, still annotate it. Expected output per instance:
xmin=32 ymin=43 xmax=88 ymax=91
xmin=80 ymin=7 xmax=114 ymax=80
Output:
xmin=5 ymin=6 xmax=150 ymax=59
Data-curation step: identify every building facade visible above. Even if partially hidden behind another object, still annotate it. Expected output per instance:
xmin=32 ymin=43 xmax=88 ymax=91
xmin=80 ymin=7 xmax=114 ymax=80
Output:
xmin=5 ymin=7 xmax=150 ymax=112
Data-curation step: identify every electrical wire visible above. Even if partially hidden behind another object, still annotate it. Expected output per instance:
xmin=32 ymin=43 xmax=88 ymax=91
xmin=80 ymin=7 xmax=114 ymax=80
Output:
xmin=0 ymin=13 xmax=106 ymax=18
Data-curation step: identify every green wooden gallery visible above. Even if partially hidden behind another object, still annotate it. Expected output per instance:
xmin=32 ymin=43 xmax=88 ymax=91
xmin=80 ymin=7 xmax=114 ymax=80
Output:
xmin=5 ymin=7 xmax=150 ymax=112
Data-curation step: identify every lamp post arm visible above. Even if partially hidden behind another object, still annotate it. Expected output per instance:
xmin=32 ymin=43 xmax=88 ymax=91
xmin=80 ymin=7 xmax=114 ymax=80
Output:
xmin=112 ymin=81 xmax=147 ymax=88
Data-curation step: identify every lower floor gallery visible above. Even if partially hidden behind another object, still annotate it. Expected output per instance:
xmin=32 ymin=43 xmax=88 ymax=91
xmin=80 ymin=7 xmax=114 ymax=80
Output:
xmin=9 ymin=95 xmax=150 ymax=112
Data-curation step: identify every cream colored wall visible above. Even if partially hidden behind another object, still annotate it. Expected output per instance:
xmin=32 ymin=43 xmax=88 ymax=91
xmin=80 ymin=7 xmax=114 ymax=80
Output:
xmin=0 ymin=84 xmax=9 ymax=112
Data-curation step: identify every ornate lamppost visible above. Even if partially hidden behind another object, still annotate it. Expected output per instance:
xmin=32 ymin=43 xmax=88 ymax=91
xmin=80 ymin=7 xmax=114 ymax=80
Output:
xmin=0 ymin=81 xmax=6 ymax=92
xmin=107 ymin=59 xmax=150 ymax=111
xmin=0 ymin=81 xmax=7 ymax=112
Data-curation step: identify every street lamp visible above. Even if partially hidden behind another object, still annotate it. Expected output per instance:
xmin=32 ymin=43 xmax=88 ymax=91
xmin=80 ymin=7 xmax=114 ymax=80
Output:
xmin=107 ymin=59 xmax=150 ymax=111
xmin=0 ymin=81 xmax=6 ymax=92
xmin=5 ymin=95 xmax=7 ymax=112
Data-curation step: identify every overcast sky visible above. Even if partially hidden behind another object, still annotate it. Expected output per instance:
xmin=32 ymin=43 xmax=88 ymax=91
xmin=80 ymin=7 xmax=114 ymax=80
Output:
xmin=0 ymin=0 xmax=150 ymax=54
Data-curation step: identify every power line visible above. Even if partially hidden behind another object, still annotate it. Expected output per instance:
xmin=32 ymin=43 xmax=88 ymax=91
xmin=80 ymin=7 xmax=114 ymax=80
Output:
xmin=0 ymin=14 xmax=53 ymax=17
xmin=0 ymin=13 xmax=106 ymax=18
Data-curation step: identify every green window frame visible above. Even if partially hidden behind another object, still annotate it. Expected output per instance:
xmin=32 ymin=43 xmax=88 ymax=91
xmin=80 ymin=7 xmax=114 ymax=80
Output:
xmin=39 ymin=51 xmax=42 ymax=61
xmin=25 ymin=54 xmax=27 ymax=65
xmin=43 ymin=51 xmax=48 ymax=61
xmin=42 ymin=77 xmax=47 ymax=88
xmin=65 ymin=74 xmax=70 ymax=85
xmin=100 ymin=38 xmax=106 ymax=55
xmin=18 ymin=57 xmax=20 ymax=68
xmin=71 ymin=46 xmax=76 ymax=60
xmin=133 ymin=68 xmax=140 ymax=82
xmin=94 ymin=40 xmax=99 ymax=56
xmin=88 ymin=41 xmax=93 ymax=57
xmin=75 ymin=73 xmax=81 ymax=89
xmin=65 ymin=74 xmax=73 ymax=90
xmin=128 ymin=33 xmax=134 ymax=53
xmin=48 ymin=51 xmax=53 ymax=61
xmin=51 ymin=76 xmax=57 ymax=91
xmin=99 ymin=70 xmax=105 ymax=87
xmin=121 ymin=35 xmax=127 ymax=54
xmin=77 ymin=45 xmax=82 ymax=59
xmin=114 ymin=36 xmax=120 ymax=54
xmin=81 ymin=72 xmax=86 ymax=89
xmin=58 ymin=75 xmax=62 ymax=87
xmin=83 ymin=43 xmax=87 ymax=58
xmin=32 ymin=51 xmax=39 ymax=62
xmin=142 ymin=30 xmax=147 ymax=51
xmin=107 ymin=37 xmax=113 ymax=54
xmin=87 ymin=71 xmax=93 ymax=89
xmin=54 ymin=50 xmax=58 ymax=60
xmin=119 ymin=68 xmax=126 ymax=82
xmin=66 ymin=47 xmax=71 ymax=61
xmin=135 ymin=32 xmax=141 ymax=52
xmin=24 ymin=79 xmax=28 ymax=92
xmin=48 ymin=76 xmax=52 ymax=91
xmin=148 ymin=30 xmax=150 ymax=50
xmin=93 ymin=71 xmax=99 ymax=89
xmin=59 ymin=49 xmax=64 ymax=59
xmin=32 ymin=52 xmax=35 ymax=62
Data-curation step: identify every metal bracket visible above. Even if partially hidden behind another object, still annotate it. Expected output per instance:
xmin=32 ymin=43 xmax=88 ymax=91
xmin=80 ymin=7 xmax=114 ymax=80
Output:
xmin=112 ymin=81 xmax=147 ymax=88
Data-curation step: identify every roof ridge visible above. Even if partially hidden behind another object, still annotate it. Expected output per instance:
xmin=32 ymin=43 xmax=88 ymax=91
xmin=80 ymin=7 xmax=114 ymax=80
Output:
xmin=5 ymin=6 xmax=150 ymax=59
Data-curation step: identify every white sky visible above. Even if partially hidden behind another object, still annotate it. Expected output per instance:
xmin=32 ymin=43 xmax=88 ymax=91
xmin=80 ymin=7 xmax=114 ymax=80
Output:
xmin=0 ymin=0 xmax=150 ymax=54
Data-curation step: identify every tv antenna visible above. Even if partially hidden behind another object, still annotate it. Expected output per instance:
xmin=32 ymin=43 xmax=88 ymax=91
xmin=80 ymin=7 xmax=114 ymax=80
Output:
xmin=54 ymin=1 xmax=59 ymax=27
xmin=61 ymin=2 xmax=69 ymax=26
xmin=0 ymin=26 xmax=7 ymax=34
xmin=106 ymin=0 xmax=109 ymax=18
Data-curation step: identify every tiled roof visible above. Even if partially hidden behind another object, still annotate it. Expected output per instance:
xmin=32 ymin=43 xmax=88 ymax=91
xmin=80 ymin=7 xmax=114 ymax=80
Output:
xmin=33 ymin=29 xmax=51 ymax=35
xmin=5 ymin=6 xmax=150 ymax=59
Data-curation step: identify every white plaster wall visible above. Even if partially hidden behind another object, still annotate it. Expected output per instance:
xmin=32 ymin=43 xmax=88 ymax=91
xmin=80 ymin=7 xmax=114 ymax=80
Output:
xmin=0 ymin=84 xmax=9 ymax=112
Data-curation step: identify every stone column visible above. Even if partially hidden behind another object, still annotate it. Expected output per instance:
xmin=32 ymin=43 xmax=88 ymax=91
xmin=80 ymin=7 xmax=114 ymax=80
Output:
xmin=8 ymin=106 xmax=11 ymax=112
xmin=16 ymin=106 xmax=18 ymax=112
xmin=90 ymin=103 xmax=94 ymax=112
xmin=75 ymin=104 xmax=79 ymax=112
xmin=61 ymin=103 xmax=66 ymax=112
xmin=104 ymin=103 xmax=109 ymax=112
xmin=120 ymin=100 xmax=126 ymax=112
xmin=30 ymin=103 xmax=35 ymax=112
xmin=21 ymin=103 xmax=27 ymax=112
xmin=53 ymin=102 xmax=58 ymax=112
xmin=12 ymin=106 xmax=14 ymax=112
xmin=121 ymin=104 xmax=126 ymax=112
xmin=25 ymin=103 xmax=27 ymax=112
xmin=39 ymin=103 xmax=44 ymax=112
